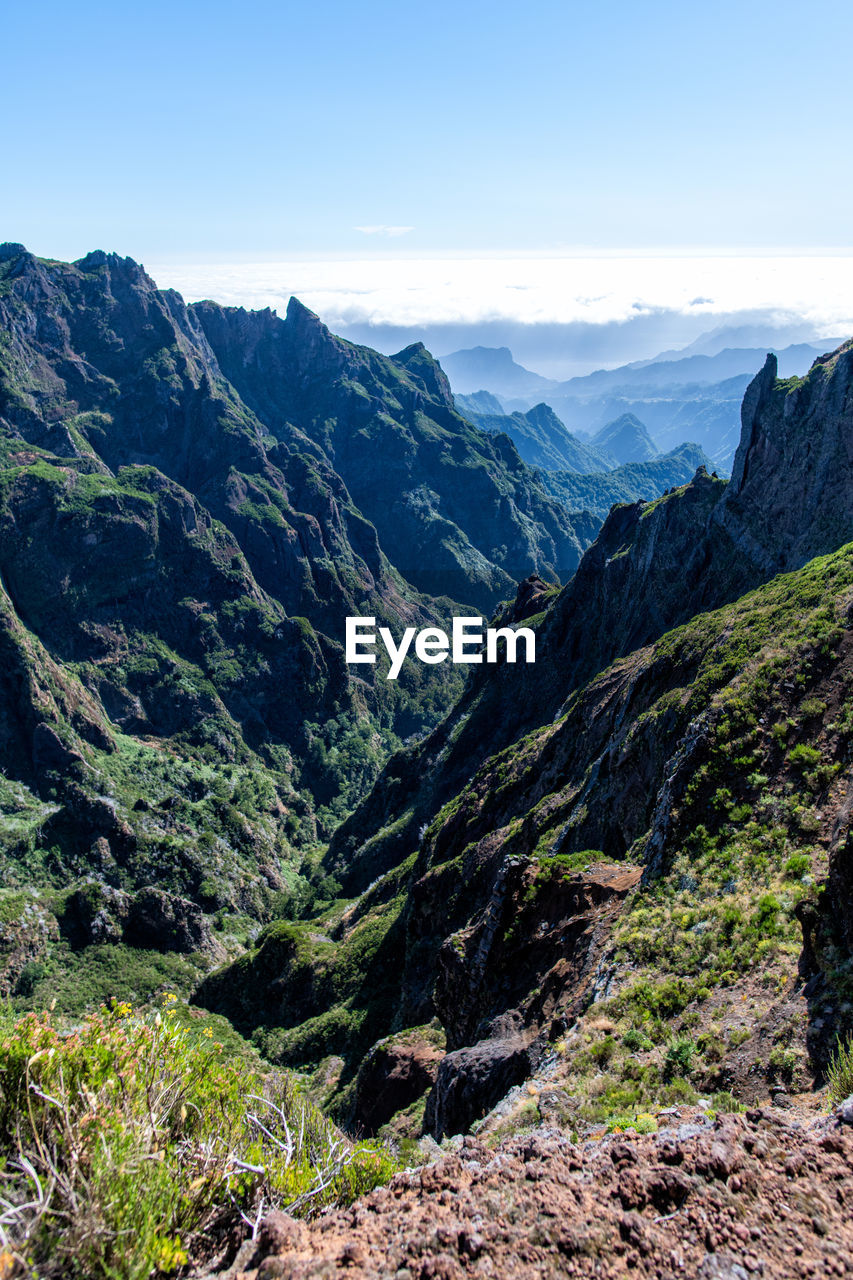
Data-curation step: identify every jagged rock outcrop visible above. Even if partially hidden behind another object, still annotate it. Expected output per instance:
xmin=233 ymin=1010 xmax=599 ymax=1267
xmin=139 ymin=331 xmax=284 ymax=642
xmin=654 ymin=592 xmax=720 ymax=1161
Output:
xmin=0 ymin=242 xmax=605 ymax=993
xmin=60 ymin=880 xmax=224 ymax=957
xmin=714 ymin=343 xmax=853 ymax=574
xmin=191 ymin=295 xmax=590 ymax=605
xmin=424 ymin=1036 xmax=535 ymax=1141
xmin=198 ymin=337 xmax=853 ymax=1113
xmin=234 ymin=1109 xmax=853 ymax=1279
xmin=352 ymin=1031 xmax=444 ymax=1136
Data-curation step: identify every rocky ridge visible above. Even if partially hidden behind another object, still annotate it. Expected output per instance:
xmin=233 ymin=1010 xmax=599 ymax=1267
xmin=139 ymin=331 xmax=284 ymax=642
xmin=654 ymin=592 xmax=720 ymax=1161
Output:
xmin=208 ymin=1103 xmax=853 ymax=1279
xmin=196 ymin=337 xmax=853 ymax=1136
xmin=0 ymin=241 xmax=596 ymax=1012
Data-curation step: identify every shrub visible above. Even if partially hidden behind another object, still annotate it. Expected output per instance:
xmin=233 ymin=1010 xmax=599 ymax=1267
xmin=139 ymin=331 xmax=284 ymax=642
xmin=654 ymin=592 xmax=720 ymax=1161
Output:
xmin=589 ymin=1035 xmax=618 ymax=1066
xmin=752 ymin=893 xmax=781 ymax=935
xmin=0 ymin=1002 xmax=397 ymax=1278
xmin=663 ymin=1036 xmax=695 ymax=1081
xmin=768 ymin=1044 xmax=798 ymax=1084
xmin=826 ymin=1033 xmax=853 ymax=1105
xmin=783 ymin=853 xmax=811 ymax=880
xmin=710 ymin=1089 xmax=745 ymax=1114
xmin=788 ymin=743 xmax=821 ymax=770
xmin=622 ymin=1029 xmax=653 ymax=1053
xmin=606 ymin=1112 xmax=657 ymax=1135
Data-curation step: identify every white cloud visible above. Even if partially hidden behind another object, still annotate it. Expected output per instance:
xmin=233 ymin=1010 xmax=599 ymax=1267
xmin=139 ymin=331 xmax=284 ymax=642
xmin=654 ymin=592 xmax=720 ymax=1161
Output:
xmin=147 ymin=254 xmax=853 ymax=337
xmin=354 ymin=225 xmax=415 ymax=237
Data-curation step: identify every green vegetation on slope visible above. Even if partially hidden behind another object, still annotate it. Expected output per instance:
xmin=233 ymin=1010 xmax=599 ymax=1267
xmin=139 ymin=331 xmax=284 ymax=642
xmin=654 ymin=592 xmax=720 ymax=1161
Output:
xmin=199 ymin=539 xmax=853 ymax=1126
xmin=540 ymin=444 xmax=714 ymax=517
xmin=0 ymin=1000 xmax=396 ymax=1278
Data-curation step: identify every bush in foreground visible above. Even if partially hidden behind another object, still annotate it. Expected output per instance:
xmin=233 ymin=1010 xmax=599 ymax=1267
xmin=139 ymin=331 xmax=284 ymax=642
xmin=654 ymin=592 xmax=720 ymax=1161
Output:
xmin=0 ymin=1000 xmax=397 ymax=1278
xmin=826 ymin=1032 xmax=853 ymax=1106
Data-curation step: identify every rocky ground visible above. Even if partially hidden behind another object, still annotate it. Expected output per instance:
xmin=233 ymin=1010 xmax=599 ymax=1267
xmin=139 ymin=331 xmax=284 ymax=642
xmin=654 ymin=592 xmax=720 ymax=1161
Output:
xmin=208 ymin=1100 xmax=853 ymax=1280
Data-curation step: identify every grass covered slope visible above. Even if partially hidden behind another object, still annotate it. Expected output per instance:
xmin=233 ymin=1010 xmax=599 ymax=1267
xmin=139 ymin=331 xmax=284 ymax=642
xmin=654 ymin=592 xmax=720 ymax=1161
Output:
xmin=197 ymin=538 xmax=853 ymax=1128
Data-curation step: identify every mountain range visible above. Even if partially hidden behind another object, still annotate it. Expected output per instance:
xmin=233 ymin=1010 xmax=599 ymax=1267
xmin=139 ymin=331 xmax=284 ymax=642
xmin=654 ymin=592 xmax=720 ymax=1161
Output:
xmin=198 ymin=335 xmax=853 ymax=1144
xmin=444 ymin=339 xmax=838 ymax=470
xmin=0 ymin=242 xmax=597 ymax=1001
xmin=453 ymin=399 xmax=716 ymax=519
xmin=3 ymin=241 xmax=853 ymax=1275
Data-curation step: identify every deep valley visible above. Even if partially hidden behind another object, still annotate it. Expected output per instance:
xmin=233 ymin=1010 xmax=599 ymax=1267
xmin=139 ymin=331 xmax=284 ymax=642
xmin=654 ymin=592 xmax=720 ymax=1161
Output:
xmin=2 ymin=242 xmax=853 ymax=1278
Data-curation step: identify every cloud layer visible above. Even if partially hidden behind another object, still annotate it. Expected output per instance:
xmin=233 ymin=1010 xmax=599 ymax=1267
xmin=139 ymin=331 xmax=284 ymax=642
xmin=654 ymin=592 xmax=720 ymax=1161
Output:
xmin=148 ymin=254 xmax=853 ymax=335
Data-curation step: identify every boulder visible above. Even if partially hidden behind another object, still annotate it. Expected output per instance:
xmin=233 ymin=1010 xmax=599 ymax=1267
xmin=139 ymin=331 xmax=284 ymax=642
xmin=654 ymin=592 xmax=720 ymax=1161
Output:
xmin=424 ymin=1036 xmax=533 ymax=1140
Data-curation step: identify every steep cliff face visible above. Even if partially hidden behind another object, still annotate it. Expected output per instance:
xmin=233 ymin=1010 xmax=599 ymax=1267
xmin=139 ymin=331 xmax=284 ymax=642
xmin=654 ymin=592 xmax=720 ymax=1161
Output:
xmin=0 ymin=242 xmax=604 ymax=1014
xmin=192 ymin=299 xmax=590 ymax=607
xmin=326 ymin=342 xmax=853 ymax=898
xmin=715 ymin=343 xmax=853 ymax=574
xmin=197 ymin=338 xmax=853 ymax=1128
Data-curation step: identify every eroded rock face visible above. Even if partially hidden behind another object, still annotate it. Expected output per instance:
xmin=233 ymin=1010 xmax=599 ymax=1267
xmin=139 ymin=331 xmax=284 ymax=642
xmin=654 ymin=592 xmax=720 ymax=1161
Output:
xmin=124 ymin=887 xmax=218 ymax=955
xmin=0 ymin=900 xmax=59 ymax=999
xmin=59 ymin=880 xmax=224 ymax=958
xmin=716 ymin=343 xmax=853 ymax=576
xmin=415 ymin=862 xmax=641 ymax=1139
xmin=353 ymin=1034 xmax=444 ymax=1136
xmin=424 ymin=1036 xmax=535 ymax=1140
xmin=432 ymin=862 xmax=643 ymax=1054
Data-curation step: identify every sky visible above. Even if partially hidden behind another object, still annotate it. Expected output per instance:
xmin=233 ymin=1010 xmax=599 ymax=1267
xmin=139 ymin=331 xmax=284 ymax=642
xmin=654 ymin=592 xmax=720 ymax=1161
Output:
xmin=5 ymin=0 xmax=853 ymax=369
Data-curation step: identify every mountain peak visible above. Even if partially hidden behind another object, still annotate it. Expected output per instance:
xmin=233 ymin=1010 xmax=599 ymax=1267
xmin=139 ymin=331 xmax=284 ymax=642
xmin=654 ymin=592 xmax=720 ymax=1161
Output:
xmin=728 ymin=352 xmax=778 ymax=494
xmin=0 ymin=242 xmax=28 ymax=262
xmin=439 ymin=346 xmax=555 ymax=398
xmin=285 ymin=294 xmax=323 ymax=326
xmin=74 ymin=249 xmax=151 ymax=283
xmin=281 ymin=295 xmax=344 ymax=367
xmin=717 ymin=340 xmax=853 ymax=575
xmin=392 ymin=342 xmax=455 ymax=408
xmin=591 ymin=412 xmax=658 ymax=465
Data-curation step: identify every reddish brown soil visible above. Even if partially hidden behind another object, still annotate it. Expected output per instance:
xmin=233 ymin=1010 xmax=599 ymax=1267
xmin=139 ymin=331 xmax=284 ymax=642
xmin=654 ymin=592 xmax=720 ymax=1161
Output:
xmin=213 ymin=1105 xmax=853 ymax=1279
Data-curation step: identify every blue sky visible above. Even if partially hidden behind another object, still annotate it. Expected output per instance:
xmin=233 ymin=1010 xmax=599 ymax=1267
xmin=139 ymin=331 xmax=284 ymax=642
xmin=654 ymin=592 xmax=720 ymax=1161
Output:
xmin=5 ymin=0 xmax=853 ymax=262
